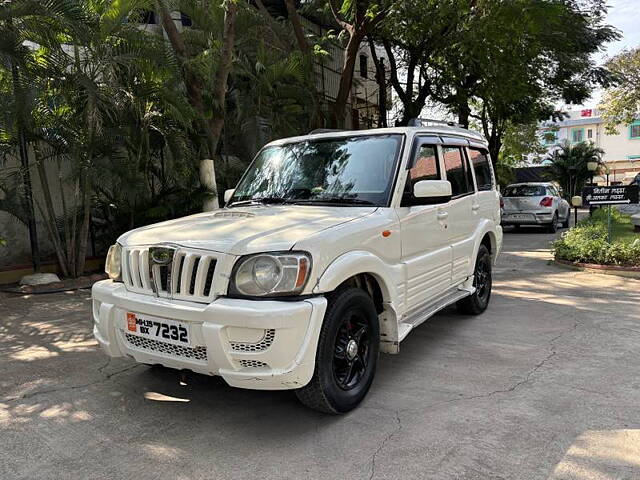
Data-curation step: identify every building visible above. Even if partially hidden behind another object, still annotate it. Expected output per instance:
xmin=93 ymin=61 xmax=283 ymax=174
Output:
xmin=539 ymin=108 xmax=640 ymax=185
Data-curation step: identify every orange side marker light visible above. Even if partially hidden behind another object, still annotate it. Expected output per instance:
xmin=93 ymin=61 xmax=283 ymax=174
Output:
xmin=382 ymin=230 xmax=392 ymax=237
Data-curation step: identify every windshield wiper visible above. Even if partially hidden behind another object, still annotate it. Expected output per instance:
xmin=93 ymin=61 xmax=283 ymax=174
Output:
xmin=228 ymin=196 xmax=294 ymax=207
xmin=294 ymin=197 xmax=376 ymax=206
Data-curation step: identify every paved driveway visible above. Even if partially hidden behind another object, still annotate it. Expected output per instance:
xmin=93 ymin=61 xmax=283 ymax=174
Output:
xmin=1 ymin=227 xmax=640 ymax=480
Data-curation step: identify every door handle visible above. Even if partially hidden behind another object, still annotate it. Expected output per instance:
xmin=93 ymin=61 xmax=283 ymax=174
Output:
xmin=437 ymin=211 xmax=449 ymax=220
xmin=472 ymin=203 xmax=480 ymax=211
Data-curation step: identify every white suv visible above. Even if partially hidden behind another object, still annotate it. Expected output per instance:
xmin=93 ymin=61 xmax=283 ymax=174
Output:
xmin=93 ymin=123 xmax=503 ymax=413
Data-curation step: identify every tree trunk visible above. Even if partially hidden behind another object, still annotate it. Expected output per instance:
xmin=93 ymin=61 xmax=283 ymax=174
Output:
xmin=75 ymin=179 xmax=91 ymax=276
xmin=11 ymin=64 xmax=40 ymax=271
xmin=284 ymin=0 xmax=310 ymax=55
xmin=458 ymin=102 xmax=471 ymax=128
xmin=332 ymin=29 xmax=364 ymax=128
xmin=156 ymin=0 xmax=238 ymax=210
xmin=488 ymin=131 xmax=502 ymax=170
xmin=368 ymin=38 xmax=387 ymax=127
xmin=34 ymin=146 xmax=69 ymax=277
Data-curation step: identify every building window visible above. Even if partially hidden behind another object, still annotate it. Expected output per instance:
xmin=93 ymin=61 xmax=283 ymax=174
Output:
xmin=359 ymin=55 xmax=368 ymax=79
xmin=139 ymin=9 xmax=156 ymax=24
xmin=630 ymin=121 xmax=640 ymax=139
xmin=181 ymin=13 xmax=192 ymax=26
xmin=587 ymin=129 xmax=593 ymax=139
xmin=571 ymin=128 xmax=584 ymax=143
xmin=543 ymin=130 xmax=557 ymax=145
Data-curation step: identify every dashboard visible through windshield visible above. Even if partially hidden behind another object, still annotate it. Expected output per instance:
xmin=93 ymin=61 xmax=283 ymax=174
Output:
xmin=229 ymin=134 xmax=403 ymax=207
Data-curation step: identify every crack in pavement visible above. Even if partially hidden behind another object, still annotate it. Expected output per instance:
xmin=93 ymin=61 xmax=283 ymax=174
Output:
xmin=368 ymin=409 xmax=402 ymax=480
xmin=426 ymin=317 xmax=581 ymax=409
xmin=5 ymin=362 xmax=143 ymax=404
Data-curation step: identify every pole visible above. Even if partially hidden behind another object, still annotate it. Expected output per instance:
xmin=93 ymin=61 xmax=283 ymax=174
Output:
xmin=607 ymin=205 xmax=612 ymax=243
xmin=574 ymin=206 xmax=578 ymax=227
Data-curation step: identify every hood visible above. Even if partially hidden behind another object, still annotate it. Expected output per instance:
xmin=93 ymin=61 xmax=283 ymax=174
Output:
xmin=118 ymin=205 xmax=377 ymax=255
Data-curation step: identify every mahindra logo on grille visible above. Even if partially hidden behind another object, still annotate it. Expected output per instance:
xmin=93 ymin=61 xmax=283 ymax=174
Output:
xmin=149 ymin=246 xmax=175 ymax=265
xmin=148 ymin=246 xmax=176 ymax=297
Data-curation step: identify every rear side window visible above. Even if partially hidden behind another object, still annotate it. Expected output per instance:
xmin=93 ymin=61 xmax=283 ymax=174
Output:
xmin=443 ymin=146 xmax=473 ymax=197
xmin=468 ymin=148 xmax=493 ymax=191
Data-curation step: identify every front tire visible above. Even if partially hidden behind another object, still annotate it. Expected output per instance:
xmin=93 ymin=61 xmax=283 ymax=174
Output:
xmin=457 ymin=245 xmax=492 ymax=315
xmin=295 ymin=287 xmax=379 ymax=414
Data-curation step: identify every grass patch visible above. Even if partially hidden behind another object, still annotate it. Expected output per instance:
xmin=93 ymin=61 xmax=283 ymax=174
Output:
xmin=553 ymin=208 xmax=640 ymax=266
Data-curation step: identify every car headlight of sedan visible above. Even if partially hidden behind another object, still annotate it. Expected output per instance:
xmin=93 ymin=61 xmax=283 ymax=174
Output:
xmin=229 ymin=252 xmax=311 ymax=297
xmin=105 ymin=243 xmax=123 ymax=282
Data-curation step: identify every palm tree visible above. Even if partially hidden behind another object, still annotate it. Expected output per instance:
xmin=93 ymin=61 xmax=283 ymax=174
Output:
xmin=545 ymin=141 xmax=604 ymax=199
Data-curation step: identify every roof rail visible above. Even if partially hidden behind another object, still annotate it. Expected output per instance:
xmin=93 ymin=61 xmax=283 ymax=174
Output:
xmin=309 ymin=128 xmax=344 ymax=134
xmin=407 ymin=118 xmax=463 ymax=128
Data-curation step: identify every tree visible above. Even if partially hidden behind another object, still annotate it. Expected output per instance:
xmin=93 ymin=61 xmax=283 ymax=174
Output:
xmin=545 ymin=141 xmax=603 ymax=199
xmin=600 ymin=47 xmax=640 ymax=134
xmin=326 ymin=0 xmax=389 ymax=127
xmin=380 ymin=0 xmax=617 ymax=163
xmin=156 ymin=0 xmax=238 ymax=209
xmin=378 ymin=0 xmax=469 ymax=126
xmin=473 ymin=0 xmax=617 ymax=164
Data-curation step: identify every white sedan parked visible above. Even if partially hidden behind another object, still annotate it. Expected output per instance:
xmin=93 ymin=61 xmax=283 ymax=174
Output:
xmin=501 ymin=182 xmax=570 ymax=232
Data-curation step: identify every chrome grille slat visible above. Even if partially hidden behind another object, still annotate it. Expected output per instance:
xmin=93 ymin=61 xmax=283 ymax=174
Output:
xmin=140 ymin=250 xmax=151 ymax=290
xmin=122 ymin=246 xmax=218 ymax=303
xmin=130 ymin=250 xmax=141 ymax=288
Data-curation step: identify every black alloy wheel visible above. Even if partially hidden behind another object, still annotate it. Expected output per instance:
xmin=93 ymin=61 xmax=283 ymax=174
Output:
xmin=333 ymin=311 xmax=371 ymax=390
xmin=457 ymin=244 xmax=492 ymax=315
xmin=295 ymin=287 xmax=379 ymax=414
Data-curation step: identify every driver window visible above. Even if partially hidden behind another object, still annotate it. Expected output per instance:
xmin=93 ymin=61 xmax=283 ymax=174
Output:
xmin=409 ymin=144 xmax=440 ymax=183
xmin=403 ymin=143 xmax=440 ymax=206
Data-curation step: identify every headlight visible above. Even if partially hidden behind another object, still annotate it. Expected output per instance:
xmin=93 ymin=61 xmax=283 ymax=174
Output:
xmin=229 ymin=252 xmax=311 ymax=297
xmin=105 ymin=243 xmax=122 ymax=281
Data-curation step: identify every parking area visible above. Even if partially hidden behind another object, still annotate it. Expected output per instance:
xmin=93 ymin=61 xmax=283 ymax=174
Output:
xmin=1 ymin=227 xmax=639 ymax=480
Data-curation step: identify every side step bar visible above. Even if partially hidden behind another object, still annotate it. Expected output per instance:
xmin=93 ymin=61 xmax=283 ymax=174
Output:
xmin=398 ymin=287 xmax=473 ymax=342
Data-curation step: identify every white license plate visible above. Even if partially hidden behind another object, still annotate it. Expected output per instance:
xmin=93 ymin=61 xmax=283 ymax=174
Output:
xmin=509 ymin=214 xmax=533 ymax=220
xmin=125 ymin=312 xmax=191 ymax=347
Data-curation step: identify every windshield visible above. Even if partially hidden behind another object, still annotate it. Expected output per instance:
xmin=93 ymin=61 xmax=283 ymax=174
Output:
xmin=504 ymin=185 xmax=546 ymax=197
xmin=229 ymin=135 xmax=403 ymax=207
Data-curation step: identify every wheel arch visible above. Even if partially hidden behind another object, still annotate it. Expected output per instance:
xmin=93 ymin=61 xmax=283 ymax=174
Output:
xmin=313 ymin=251 xmax=402 ymax=349
xmin=471 ymin=220 xmax=500 ymax=271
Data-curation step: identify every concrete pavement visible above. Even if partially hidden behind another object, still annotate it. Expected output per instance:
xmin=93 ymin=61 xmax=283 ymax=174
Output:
xmin=1 ymin=226 xmax=639 ymax=479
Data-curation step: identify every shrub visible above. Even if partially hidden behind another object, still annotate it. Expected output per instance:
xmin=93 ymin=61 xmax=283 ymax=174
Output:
xmin=553 ymin=223 xmax=640 ymax=266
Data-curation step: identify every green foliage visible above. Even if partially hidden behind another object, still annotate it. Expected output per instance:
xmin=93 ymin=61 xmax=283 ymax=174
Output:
xmin=379 ymin=0 xmax=618 ymax=163
xmin=545 ymin=141 xmax=604 ymax=199
xmin=553 ymin=211 xmax=640 ymax=266
xmin=600 ymin=47 xmax=640 ymax=134
xmin=0 ymin=0 xmax=316 ymax=274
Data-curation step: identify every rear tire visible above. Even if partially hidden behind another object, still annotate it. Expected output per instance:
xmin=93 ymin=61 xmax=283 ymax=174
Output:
xmin=546 ymin=212 xmax=559 ymax=233
xmin=295 ymin=287 xmax=379 ymax=414
xmin=457 ymin=245 xmax=492 ymax=315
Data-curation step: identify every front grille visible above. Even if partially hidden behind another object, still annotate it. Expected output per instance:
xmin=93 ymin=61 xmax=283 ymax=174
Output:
xmin=122 ymin=247 xmax=217 ymax=303
xmin=124 ymin=333 xmax=208 ymax=362
xmin=229 ymin=329 xmax=275 ymax=352
xmin=237 ymin=359 xmax=269 ymax=369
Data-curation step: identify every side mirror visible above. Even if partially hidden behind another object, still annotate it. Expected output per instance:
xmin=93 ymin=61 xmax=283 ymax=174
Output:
xmin=413 ymin=180 xmax=452 ymax=202
xmin=224 ymin=189 xmax=235 ymax=204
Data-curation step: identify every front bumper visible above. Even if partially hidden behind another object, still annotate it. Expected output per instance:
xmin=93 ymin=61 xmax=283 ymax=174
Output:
xmin=501 ymin=211 xmax=554 ymax=225
xmin=92 ymin=280 xmax=327 ymax=390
